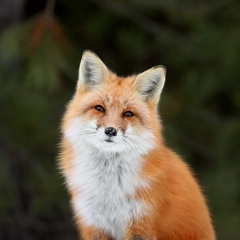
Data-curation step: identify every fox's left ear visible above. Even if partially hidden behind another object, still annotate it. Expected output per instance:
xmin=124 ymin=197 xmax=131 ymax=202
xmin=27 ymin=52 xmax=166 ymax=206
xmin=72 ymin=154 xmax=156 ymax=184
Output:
xmin=133 ymin=65 xmax=166 ymax=103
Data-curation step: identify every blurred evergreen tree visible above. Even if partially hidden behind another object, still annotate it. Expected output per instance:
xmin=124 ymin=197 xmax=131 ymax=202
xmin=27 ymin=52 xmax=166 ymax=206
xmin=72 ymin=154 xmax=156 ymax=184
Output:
xmin=0 ymin=0 xmax=239 ymax=239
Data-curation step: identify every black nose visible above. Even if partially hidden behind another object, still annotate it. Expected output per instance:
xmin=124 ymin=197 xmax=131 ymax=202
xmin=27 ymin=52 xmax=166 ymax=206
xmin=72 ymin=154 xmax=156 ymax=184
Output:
xmin=105 ymin=127 xmax=117 ymax=137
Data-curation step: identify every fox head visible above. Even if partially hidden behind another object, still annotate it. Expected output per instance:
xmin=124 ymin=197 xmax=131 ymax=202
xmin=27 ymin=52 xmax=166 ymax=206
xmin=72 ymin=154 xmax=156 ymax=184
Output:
xmin=63 ymin=50 xmax=166 ymax=155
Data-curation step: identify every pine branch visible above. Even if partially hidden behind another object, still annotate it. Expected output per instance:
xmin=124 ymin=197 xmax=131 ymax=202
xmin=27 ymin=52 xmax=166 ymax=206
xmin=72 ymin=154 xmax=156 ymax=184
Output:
xmin=90 ymin=0 xmax=183 ymax=41
xmin=45 ymin=0 xmax=57 ymax=20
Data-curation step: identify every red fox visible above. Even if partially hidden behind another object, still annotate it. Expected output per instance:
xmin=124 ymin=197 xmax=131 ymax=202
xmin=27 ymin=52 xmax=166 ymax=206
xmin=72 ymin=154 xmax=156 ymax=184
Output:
xmin=59 ymin=50 xmax=215 ymax=240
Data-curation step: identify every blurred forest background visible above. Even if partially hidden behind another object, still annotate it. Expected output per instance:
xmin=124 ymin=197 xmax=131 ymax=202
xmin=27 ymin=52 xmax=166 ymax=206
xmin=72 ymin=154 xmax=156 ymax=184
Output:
xmin=0 ymin=0 xmax=239 ymax=239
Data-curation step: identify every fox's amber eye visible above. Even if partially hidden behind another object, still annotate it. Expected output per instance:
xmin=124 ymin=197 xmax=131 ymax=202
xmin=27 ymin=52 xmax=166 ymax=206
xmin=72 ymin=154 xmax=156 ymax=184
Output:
xmin=123 ymin=111 xmax=134 ymax=117
xmin=95 ymin=105 xmax=105 ymax=113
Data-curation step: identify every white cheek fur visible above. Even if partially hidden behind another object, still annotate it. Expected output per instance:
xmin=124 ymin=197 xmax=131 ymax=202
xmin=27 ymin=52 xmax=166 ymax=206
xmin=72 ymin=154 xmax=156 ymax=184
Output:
xmin=63 ymin=117 xmax=156 ymax=239
xmin=64 ymin=118 xmax=156 ymax=154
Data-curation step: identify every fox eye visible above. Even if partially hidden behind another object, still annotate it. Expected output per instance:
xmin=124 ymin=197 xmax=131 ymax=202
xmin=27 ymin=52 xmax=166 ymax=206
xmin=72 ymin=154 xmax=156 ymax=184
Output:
xmin=123 ymin=111 xmax=134 ymax=117
xmin=95 ymin=105 xmax=105 ymax=113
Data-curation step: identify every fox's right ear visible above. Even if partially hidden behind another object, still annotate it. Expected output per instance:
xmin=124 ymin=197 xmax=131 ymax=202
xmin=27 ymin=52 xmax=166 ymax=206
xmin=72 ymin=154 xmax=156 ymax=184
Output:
xmin=78 ymin=50 xmax=109 ymax=89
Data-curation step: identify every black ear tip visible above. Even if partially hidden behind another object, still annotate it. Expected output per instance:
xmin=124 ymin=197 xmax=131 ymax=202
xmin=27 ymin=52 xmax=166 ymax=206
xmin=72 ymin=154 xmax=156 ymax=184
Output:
xmin=153 ymin=65 xmax=167 ymax=73
xmin=83 ymin=49 xmax=98 ymax=57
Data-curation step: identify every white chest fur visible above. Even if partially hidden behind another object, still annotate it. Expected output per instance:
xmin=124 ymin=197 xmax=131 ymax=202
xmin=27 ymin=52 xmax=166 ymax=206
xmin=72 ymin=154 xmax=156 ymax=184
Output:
xmin=65 ymin=146 xmax=149 ymax=239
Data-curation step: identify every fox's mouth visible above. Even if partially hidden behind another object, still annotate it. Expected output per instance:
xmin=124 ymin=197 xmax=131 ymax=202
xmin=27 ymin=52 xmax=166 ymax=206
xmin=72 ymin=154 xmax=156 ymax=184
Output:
xmin=105 ymin=139 xmax=113 ymax=143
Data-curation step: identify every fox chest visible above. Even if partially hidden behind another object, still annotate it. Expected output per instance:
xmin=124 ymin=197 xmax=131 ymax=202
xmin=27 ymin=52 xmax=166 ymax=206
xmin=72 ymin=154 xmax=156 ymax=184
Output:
xmin=68 ymin=153 xmax=148 ymax=239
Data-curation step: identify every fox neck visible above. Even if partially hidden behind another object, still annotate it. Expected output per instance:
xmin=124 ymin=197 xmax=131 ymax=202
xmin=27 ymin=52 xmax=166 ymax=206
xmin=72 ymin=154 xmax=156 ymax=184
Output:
xmin=65 ymin=139 xmax=150 ymax=238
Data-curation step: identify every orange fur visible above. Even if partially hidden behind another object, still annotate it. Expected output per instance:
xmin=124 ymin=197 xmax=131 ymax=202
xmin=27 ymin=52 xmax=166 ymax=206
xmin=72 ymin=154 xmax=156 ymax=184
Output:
xmin=59 ymin=51 xmax=215 ymax=240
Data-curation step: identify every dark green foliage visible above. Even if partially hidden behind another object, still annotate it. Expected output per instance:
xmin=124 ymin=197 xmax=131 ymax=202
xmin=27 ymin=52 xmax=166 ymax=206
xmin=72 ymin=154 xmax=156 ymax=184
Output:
xmin=0 ymin=0 xmax=239 ymax=239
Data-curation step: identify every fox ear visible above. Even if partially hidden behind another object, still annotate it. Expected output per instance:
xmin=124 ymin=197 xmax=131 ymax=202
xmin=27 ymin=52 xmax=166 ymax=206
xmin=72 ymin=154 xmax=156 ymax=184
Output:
xmin=78 ymin=50 xmax=108 ymax=89
xmin=133 ymin=66 xmax=166 ymax=102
